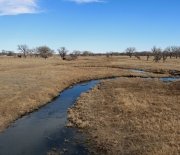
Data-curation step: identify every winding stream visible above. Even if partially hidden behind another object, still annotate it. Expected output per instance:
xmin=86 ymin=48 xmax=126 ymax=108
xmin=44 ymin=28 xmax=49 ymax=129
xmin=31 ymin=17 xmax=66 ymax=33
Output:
xmin=0 ymin=80 xmax=100 ymax=155
xmin=0 ymin=76 xmax=179 ymax=155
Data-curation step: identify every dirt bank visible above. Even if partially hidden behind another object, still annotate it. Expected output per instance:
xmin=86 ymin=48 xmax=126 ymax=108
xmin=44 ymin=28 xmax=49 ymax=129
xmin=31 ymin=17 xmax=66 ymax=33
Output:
xmin=68 ymin=78 xmax=180 ymax=155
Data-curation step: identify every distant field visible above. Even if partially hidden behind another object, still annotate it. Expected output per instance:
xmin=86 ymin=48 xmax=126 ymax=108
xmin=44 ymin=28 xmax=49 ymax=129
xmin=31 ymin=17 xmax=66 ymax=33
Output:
xmin=0 ymin=55 xmax=179 ymax=135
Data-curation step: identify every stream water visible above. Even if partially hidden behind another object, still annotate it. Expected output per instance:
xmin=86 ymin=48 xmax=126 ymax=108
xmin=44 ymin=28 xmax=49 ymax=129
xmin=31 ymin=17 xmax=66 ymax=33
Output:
xmin=0 ymin=76 xmax=180 ymax=155
xmin=132 ymin=69 xmax=147 ymax=73
xmin=0 ymin=80 xmax=100 ymax=155
xmin=132 ymin=70 xmax=180 ymax=82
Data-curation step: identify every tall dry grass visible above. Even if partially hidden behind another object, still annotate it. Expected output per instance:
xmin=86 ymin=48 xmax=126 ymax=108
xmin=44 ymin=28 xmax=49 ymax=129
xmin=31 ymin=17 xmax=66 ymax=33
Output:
xmin=68 ymin=78 xmax=180 ymax=154
xmin=0 ymin=55 xmax=179 ymax=133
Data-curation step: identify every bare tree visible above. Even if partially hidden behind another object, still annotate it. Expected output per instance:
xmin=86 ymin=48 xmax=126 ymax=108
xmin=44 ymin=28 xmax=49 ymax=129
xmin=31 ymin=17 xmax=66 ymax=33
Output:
xmin=72 ymin=50 xmax=81 ymax=56
xmin=143 ymin=51 xmax=152 ymax=61
xmin=34 ymin=49 xmax=39 ymax=57
xmin=152 ymin=46 xmax=162 ymax=62
xmin=0 ymin=50 xmax=14 ymax=56
xmin=6 ymin=51 xmax=14 ymax=56
xmin=58 ymin=47 xmax=68 ymax=60
xmin=111 ymin=52 xmax=120 ymax=56
xmin=171 ymin=46 xmax=180 ymax=59
xmin=106 ymin=52 xmax=111 ymax=58
xmin=125 ymin=47 xmax=136 ymax=58
xmin=165 ymin=46 xmax=172 ymax=58
xmin=146 ymin=55 xmax=150 ymax=61
xmin=69 ymin=50 xmax=80 ymax=60
xmin=82 ymin=51 xmax=93 ymax=56
xmin=36 ymin=46 xmax=54 ymax=59
xmin=178 ymin=47 xmax=180 ymax=58
xmin=69 ymin=54 xmax=78 ymax=60
xmin=0 ymin=50 xmax=7 ymax=56
xmin=28 ymin=48 xmax=36 ymax=58
xmin=135 ymin=55 xmax=141 ymax=60
xmin=17 ymin=44 xmax=29 ymax=58
xmin=162 ymin=50 xmax=168 ymax=63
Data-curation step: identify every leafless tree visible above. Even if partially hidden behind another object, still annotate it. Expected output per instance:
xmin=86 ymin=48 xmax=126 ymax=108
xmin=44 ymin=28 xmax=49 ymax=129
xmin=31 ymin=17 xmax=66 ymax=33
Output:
xmin=165 ymin=46 xmax=172 ymax=58
xmin=6 ymin=51 xmax=14 ymax=56
xmin=146 ymin=55 xmax=150 ymax=61
xmin=125 ymin=47 xmax=136 ymax=58
xmin=109 ymin=51 xmax=114 ymax=57
xmin=165 ymin=46 xmax=180 ymax=59
xmin=68 ymin=50 xmax=80 ymax=60
xmin=171 ymin=46 xmax=180 ymax=59
xmin=17 ymin=44 xmax=29 ymax=58
xmin=69 ymin=54 xmax=78 ymax=60
xmin=106 ymin=52 xmax=110 ymax=58
xmin=72 ymin=50 xmax=81 ymax=56
xmin=82 ymin=51 xmax=93 ymax=56
xmin=143 ymin=51 xmax=152 ymax=61
xmin=58 ymin=47 xmax=68 ymax=60
xmin=28 ymin=48 xmax=36 ymax=58
xmin=162 ymin=50 xmax=168 ymax=63
xmin=111 ymin=52 xmax=120 ymax=56
xmin=36 ymin=46 xmax=54 ymax=59
xmin=178 ymin=47 xmax=180 ymax=58
xmin=135 ymin=55 xmax=141 ymax=60
xmin=0 ymin=50 xmax=14 ymax=56
xmin=1 ymin=50 xmax=6 ymax=55
xmin=152 ymin=46 xmax=162 ymax=62
xmin=34 ymin=49 xmax=39 ymax=57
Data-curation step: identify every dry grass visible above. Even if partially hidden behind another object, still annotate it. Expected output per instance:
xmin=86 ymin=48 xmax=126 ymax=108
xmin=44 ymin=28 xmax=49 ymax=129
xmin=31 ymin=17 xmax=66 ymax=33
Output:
xmin=73 ymin=56 xmax=180 ymax=75
xmin=0 ymin=55 xmax=179 ymax=133
xmin=68 ymin=78 xmax=180 ymax=155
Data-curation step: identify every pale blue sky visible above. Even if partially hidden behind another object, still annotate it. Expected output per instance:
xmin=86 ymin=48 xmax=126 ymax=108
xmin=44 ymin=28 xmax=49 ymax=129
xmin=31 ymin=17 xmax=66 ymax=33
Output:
xmin=0 ymin=0 xmax=180 ymax=53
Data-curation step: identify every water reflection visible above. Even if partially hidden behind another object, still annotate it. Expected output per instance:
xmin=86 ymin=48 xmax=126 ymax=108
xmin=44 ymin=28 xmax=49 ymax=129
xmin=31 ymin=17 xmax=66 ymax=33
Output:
xmin=159 ymin=77 xmax=180 ymax=82
xmin=0 ymin=77 xmax=179 ymax=155
xmin=143 ymin=77 xmax=180 ymax=82
xmin=132 ymin=69 xmax=147 ymax=73
xmin=0 ymin=80 xmax=100 ymax=155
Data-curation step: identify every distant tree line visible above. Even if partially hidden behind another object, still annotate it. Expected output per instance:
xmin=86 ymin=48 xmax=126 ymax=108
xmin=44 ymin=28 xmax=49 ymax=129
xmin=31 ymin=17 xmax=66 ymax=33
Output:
xmin=1 ymin=44 xmax=180 ymax=62
xmin=0 ymin=50 xmax=15 ymax=56
xmin=122 ymin=46 xmax=180 ymax=62
xmin=0 ymin=44 xmax=95 ymax=60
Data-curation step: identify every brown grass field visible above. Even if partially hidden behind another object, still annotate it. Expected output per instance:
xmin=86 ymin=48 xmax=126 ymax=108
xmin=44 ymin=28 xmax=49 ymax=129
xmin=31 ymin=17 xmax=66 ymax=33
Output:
xmin=68 ymin=78 xmax=180 ymax=155
xmin=0 ymin=55 xmax=180 ymax=154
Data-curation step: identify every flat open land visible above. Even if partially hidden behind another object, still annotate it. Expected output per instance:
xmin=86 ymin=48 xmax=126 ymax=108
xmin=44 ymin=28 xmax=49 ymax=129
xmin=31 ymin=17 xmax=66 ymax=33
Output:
xmin=68 ymin=78 xmax=180 ymax=155
xmin=0 ymin=55 xmax=180 ymax=154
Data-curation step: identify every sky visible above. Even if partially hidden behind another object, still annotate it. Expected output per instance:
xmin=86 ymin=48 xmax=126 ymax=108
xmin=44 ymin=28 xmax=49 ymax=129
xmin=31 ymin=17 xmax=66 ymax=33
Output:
xmin=0 ymin=0 xmax=180 ymax=53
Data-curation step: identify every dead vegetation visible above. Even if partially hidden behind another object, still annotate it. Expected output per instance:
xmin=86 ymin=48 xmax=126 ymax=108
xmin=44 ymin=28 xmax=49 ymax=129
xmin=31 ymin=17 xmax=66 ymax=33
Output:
xmin=68 ymin=78 xmax=180 ymax=155
xmin=0 ymin=55 xmax=179 ymax=134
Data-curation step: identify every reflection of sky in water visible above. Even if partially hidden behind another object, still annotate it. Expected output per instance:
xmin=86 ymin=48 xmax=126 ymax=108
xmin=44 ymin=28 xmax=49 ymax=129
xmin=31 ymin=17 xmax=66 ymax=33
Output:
xmin=132 ymin=70 xmax=180 ymax=82
xmin=159 ymin=77 xmax=180 ymax=82
xmin=1 ymin=77 xmax=179 ymax=155
xmin=132 ymin=69 xmax=147 ymax=73
xmin=0 ymin=80 xmax=99 ymax=155
xmin=143 ymin=77 xmax=180 ymax=82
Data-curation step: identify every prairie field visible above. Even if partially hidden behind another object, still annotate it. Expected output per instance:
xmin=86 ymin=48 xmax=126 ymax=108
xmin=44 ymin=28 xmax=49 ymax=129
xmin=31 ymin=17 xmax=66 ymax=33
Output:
xmin=68 ymin=77 xmax=180 ymax=155
xmin=0 ymin=55 xmax=180 ymax=154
